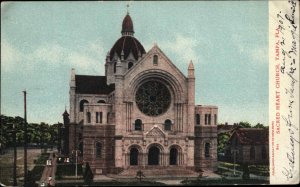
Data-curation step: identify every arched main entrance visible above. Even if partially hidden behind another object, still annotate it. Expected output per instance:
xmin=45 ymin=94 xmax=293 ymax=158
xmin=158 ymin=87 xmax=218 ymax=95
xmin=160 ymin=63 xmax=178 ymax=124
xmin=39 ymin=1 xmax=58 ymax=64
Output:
xmin=148 ymin=146 xmax=160 ymax=165
xmin=169 ymin=148 xmax=178 ymax=165
xmin=130 ymin=148 xmax=139 ymax=165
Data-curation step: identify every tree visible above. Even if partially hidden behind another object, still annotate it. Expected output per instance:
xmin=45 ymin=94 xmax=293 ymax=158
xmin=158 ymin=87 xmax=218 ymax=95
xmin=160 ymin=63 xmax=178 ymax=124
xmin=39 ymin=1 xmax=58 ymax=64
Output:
xmin=238 ymin=121 xmax=251 ymax=128
xmin=217 ymin=132 xmax=230 ymax=153
xmin=1 ymin=114 xmax=61 ymax=149
xmin=254 ymin=123 xmax=265 ymax=128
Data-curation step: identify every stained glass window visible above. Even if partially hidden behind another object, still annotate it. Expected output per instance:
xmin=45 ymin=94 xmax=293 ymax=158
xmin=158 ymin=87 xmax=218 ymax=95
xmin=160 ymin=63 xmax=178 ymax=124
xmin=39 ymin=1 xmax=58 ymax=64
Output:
xmin=135 ymin=81 xmax=171 ymax=116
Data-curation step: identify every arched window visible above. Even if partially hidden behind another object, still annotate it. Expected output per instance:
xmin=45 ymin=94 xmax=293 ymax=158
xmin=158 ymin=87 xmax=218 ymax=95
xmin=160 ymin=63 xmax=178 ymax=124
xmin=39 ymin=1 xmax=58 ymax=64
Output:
xmin=97 ymin=100 xmax=106 ymax=103
xmin=128 ymin=62 xmax=133 ymax=69
xmin=114 ymin=62 xmax=117 ymax=73
xmin=153 ymin=55 xmax=158 ymax=65
xmin=214 ymin=114 xmax=217 ymax=125
xmin=164 ymin=119 xmax=172 ymax=131
xmin=205 ymin=143 xmax=210 ymax=158
xmin=96 ymin=142 xmax=102 ymax=158
xmin=107 ymin=112 xmax=110 ymax=123
xmin=79 ymin=100 xmax=88 ymax=112
xmin=134 ymin=119 xmax=142 ymax=131
xmin=96 ymin=112 xmax=102 ymax=123
xmin=87 ymin=112 xmax=91 ymax=123
xmin=250 ymin=146 xmax=255 ymax=160
xmin=196 ymin=114 xmax=200 ymax=125
xmin=261 ymin=146 xmax=267 ymax=160
xmin=205 ymin=114 xmax=211 ymax=125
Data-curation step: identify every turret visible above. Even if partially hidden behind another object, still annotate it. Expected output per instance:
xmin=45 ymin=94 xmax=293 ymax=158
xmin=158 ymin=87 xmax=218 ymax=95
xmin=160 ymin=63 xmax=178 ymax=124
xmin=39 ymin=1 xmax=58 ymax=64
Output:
xmin=187 ymin=60 xmax=195 ymax=135
xmin=188 ymin=60 xmax=195 ymax=78
xmin=63 ymin=109 xmax=70 ymax=125
xmin=69 ymin=68 xmax=76 ymax=123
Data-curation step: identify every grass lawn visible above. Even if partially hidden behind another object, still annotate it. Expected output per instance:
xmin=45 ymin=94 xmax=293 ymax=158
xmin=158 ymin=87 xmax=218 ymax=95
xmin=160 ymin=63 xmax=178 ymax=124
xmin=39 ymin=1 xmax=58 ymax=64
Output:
xmin=29 ymin=152 xmax=50 ymax=181
xmin=181 ymin=178 xmax=269 ymax=185
xmin=0 ymin=148 xmax=42 ymax=186
xmin=218 ymin=162 xmax=269 ymax=176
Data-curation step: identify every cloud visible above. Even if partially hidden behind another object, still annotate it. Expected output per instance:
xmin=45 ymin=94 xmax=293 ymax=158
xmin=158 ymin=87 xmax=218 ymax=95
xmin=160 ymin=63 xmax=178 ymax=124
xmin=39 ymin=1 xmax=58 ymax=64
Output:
xmin=231 ymin=34 xmax=268 ymax=64
xmin=1 ymin=41 xmax=22 ymax=72
xmin=250 ymin=47 xmax=268 ymax=64
xmin=160 ymin=34 xmax=199 ymax=64
xmin=1 ymin=40 xmax=106 ymax=74
xmin=29 ymin=44 xmax=65 ymax=64
xmin=66 ymin=52 xmax=100 ymax=72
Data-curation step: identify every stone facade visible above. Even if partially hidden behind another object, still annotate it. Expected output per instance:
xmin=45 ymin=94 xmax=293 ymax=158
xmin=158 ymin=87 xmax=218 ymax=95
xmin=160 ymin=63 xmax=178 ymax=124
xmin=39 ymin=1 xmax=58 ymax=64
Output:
xmin=63 ymin=13 xmax=218 ymax=176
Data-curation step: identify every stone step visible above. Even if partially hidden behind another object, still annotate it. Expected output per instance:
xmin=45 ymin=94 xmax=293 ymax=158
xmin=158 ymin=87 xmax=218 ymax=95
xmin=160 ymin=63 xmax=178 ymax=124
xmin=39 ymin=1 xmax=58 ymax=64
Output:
xmin=118 ymin=167 xmax=199 ymax=177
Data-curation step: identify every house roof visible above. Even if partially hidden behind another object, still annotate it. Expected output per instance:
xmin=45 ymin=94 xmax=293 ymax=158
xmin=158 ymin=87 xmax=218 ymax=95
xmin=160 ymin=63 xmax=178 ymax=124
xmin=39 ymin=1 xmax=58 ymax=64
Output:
xmin=230 ymin=128 xmax=269 ymax=145
xmin=218 ymin=124 xmax=236 ymax=131
xmin=75 ymin=75 xmax=115 ymax=94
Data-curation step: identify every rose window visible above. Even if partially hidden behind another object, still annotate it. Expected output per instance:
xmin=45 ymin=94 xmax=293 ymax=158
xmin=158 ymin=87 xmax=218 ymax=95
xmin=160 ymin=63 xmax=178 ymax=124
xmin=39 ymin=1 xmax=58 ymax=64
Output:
xmin=135 ymin=81 xmax=171 ymax=116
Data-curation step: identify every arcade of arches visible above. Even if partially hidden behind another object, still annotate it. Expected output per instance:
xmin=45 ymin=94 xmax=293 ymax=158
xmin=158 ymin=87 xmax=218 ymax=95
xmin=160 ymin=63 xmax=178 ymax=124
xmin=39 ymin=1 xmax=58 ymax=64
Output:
xmin=126 ymin=144 xmax=184 ymax=167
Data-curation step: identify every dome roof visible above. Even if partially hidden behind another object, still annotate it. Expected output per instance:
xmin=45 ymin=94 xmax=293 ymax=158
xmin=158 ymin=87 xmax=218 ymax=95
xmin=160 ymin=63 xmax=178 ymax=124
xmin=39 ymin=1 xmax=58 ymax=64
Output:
xmin=122 ymin=14 xmax=134 ymax=34
xmin=109 ymin=36 xmax=146 ymax=61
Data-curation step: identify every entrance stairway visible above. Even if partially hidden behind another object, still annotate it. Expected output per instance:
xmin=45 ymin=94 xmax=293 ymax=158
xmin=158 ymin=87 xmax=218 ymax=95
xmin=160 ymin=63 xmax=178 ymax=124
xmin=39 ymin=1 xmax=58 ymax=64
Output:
xmin=116 ymin=166 xmax=199 ymax=178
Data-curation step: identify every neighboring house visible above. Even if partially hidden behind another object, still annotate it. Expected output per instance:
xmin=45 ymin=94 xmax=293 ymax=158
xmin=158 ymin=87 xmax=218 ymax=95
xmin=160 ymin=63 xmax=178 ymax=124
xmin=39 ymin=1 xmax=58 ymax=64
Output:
xmin=224 ymin=128 xmax=269 ymax=165
xmin=217 ymin=123 xmax=240 ymax=134
xmin=61 ymin=12 xmax=218 ymax=176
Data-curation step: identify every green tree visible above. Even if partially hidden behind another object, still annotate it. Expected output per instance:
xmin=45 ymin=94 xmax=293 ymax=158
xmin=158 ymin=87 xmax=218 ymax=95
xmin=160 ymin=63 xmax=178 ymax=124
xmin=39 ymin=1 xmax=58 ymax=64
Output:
xmin=254 ymin=123 xmax=265 ymax=128
xmin=217 ymin=132 xmax=230 ymax=153
xmin=238 ymin=121 xmax=251 ymax=128
xmin=1 ymin=114 xmax=61 ymax=148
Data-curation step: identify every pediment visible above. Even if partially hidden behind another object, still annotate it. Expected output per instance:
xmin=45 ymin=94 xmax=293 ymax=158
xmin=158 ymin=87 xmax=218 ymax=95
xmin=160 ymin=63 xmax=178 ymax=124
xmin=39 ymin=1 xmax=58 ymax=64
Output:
xmin=123 ymin=44 xmax=187 ymax=80
xmin=145 ymin=125 xmax=165 ymax=138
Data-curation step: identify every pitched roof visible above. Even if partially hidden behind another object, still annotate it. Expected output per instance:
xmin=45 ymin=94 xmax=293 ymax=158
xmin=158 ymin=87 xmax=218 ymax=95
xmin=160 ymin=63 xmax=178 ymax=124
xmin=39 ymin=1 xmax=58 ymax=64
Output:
xmin=230 ymin=128 xmax=269 ymax=145
xmin=218 ymin=124 xmax=236 ymax=131
xmin=75 ymin=75 xmax=115 ymax=94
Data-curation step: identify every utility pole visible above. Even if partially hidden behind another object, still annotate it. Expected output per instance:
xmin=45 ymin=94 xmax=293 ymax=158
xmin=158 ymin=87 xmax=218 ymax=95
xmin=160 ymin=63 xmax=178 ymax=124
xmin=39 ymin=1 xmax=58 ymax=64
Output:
xmin=23 ymin=90 xmax=28 ymax=187
xmin=13 ymin=123 xmax=17 ymax=186
xmin=75 ymin=150 xmax=78 ymax=178
xmin=72 ymin=149 xmax=81 ymax=179
xmin=7 ymin=123 xmax=18 ymax=186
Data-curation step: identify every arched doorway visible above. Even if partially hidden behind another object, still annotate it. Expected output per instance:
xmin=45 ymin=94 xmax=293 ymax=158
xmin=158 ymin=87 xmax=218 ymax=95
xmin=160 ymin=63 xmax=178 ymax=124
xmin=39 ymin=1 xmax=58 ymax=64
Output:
xmin=169 ymin=148 xmax=178 ymax=165
xmin=130 ymin=148 xmax=139 ymax=166
xmin=148 ymin=146 xmax=160 ymax=165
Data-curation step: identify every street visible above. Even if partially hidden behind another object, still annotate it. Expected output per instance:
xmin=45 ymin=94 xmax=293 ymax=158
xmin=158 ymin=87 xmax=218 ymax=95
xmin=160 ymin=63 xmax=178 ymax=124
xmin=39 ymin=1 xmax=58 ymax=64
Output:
xmin=39 ymin=151 xmax=57 ymax=187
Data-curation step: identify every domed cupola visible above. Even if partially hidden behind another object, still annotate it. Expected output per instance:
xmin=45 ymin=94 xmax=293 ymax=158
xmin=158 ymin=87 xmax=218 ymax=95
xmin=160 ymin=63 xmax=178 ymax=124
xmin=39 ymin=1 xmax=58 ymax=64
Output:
xmin=122 ymin=14 xmax=134 ymax=36
xmin=109 ymin=13 xmax=146 ymax=61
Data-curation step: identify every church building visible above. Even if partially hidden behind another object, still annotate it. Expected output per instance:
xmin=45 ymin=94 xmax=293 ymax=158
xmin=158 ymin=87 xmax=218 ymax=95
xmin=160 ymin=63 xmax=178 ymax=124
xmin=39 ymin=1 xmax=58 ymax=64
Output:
xmin=62 ymin=12 xmax=218 ymax=177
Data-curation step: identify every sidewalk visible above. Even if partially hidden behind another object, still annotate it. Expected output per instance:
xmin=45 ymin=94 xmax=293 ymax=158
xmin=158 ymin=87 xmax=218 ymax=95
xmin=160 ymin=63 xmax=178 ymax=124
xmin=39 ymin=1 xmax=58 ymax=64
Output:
xmin=39 ymin=150 xmax=57 ymax=186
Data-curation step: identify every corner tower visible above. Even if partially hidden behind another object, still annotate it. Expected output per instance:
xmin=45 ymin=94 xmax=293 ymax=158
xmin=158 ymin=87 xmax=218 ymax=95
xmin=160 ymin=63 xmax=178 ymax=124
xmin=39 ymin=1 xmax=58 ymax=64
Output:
xmin=105 ymin=13 xmax=146 ymax=85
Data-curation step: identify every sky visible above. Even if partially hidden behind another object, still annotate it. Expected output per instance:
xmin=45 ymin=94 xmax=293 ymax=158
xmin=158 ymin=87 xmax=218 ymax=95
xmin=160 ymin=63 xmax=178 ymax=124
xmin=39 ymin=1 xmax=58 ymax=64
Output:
xmin=1 ymin=1 xmax=268 ymax=125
